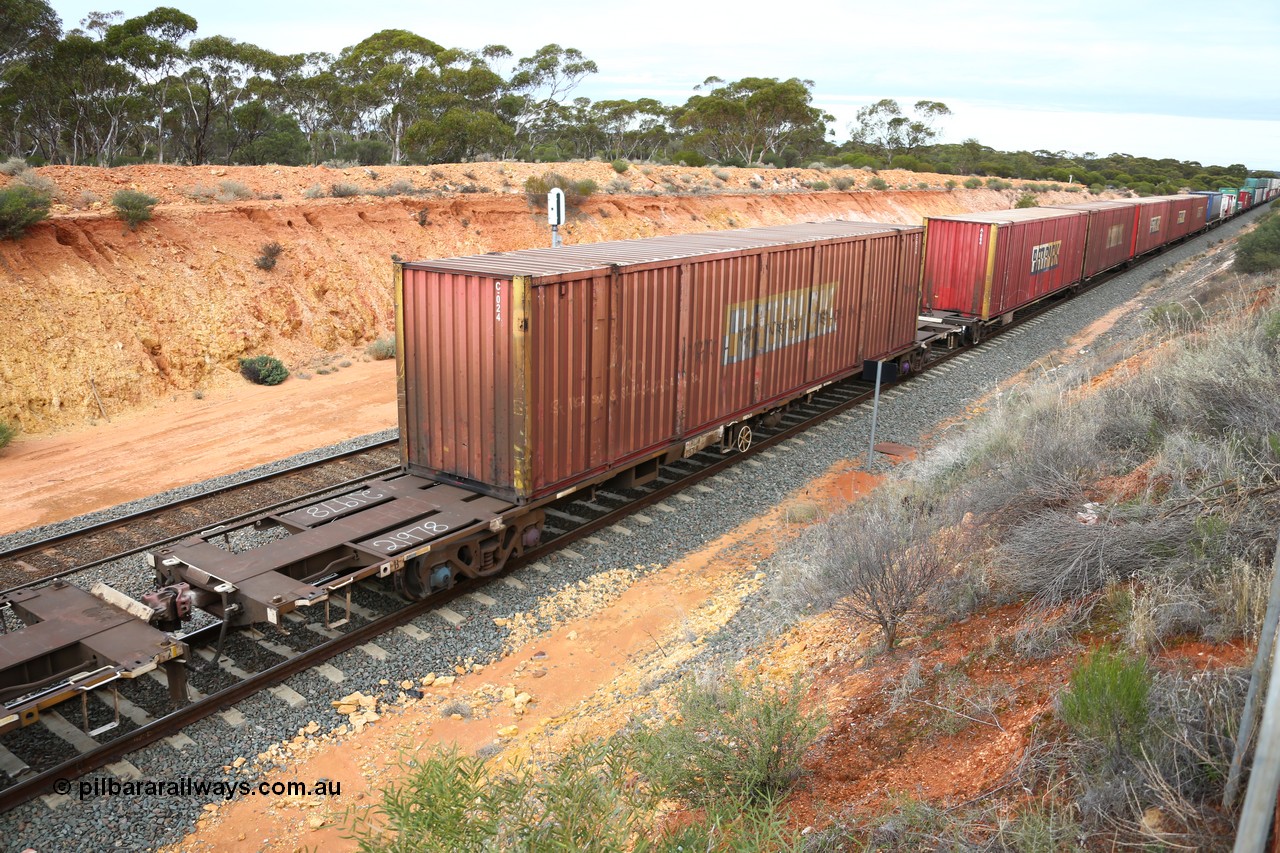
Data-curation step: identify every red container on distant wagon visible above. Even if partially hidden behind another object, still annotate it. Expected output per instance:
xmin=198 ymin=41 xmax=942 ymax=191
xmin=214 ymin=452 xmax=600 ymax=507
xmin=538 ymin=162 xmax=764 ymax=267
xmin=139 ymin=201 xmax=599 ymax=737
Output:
xmin=1129 ymin=197 xmax=1174 ymax=255
xmin=397 ymin=221 xmax=923 ymax=503
xmin=1165 ymin=194 xmax=1207 ymax=241
xmin=1044 ymin=200 xmax=1138 ymax=278
xmin=921 ymin=208 xmax=1088 ymax=320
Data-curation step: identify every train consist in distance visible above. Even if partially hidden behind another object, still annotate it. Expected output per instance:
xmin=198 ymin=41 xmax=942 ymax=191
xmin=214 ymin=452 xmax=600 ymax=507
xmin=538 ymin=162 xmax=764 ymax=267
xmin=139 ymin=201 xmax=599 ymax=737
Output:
xmin=2 ymin=182 xmax=1276 ymax=739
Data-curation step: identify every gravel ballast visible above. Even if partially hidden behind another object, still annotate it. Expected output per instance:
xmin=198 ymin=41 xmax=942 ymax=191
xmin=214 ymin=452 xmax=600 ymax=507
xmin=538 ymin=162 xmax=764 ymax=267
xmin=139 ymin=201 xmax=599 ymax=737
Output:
xmin=0 ymin=208 xmax=1267 ymax=852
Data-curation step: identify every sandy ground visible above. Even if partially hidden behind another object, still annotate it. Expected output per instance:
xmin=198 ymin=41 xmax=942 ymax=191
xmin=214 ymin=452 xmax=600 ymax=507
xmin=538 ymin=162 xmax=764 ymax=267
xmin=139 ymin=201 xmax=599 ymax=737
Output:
xmin=0 ymin=360 xmax=396 ymax=536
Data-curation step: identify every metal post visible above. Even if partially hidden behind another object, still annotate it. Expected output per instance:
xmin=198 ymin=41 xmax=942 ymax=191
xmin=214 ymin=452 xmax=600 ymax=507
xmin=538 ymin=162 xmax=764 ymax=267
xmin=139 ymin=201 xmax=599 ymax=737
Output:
xmin=552 ymin=225 xmax=562 ymax=248
xmin=1226 ymin=530 xmax=1280 ymax=809
xmin=865 ymin=360 xmax=883 ymax=472
xmin=1234 ymin=621 xmax=1280 ymax=852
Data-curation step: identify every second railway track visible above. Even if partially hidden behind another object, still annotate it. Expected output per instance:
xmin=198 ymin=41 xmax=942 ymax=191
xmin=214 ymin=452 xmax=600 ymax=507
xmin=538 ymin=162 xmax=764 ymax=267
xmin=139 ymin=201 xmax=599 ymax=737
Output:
xmin=0 ymin=440 xmax=400 ymax=592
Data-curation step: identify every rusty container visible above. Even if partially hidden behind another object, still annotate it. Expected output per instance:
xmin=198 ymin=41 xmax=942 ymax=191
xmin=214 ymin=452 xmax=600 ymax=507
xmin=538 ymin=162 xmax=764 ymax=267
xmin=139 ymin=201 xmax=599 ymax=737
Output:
xmin=921 ymin=207 xmax=1088 ymax=320
xmin=1166 ymin=194 xmax=1208 ymax=240
xmin=1043 ymin=200 xmax=1139 ymax=278
xmin=1129 ymin=197 xmax=1174 ymax=255
xmin=398 ymin=221 xmax=923 ymax=503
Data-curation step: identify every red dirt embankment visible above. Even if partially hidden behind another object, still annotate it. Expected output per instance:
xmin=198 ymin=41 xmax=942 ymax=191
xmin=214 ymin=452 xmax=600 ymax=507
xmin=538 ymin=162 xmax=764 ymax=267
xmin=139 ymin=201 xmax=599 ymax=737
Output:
xmin=0 ymin=161 xmax=1101 ymax=437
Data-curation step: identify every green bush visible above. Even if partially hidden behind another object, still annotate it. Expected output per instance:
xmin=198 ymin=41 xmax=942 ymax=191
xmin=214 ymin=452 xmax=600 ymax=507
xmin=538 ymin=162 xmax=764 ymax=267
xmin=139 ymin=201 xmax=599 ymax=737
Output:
xmin=111 ymin=189 xmax=159 ymax=229
xmin=867 ymin=177 xmax=889 ymax=191
xmin=610 ymin=159 xmax=629 ymax=173
xmin=347 ymin=744 xmax=648 ymax=852
xmin=1059 ymin=645 xmax=1150 ymax=754
xmin=0 ymin=185 xmax=52 ymax=239
xmin=945 ymin=179 xmax=957 ymax=190
xmin=670 ymin=149 xmax=708 ymax=167
xmin=833 ymin=176 xmax=855 ymax=191
xmin=807 ymin=180 xmax=829 ymax=191
xmin=238 ymin=354 xmax=289 ymax=386
xmin=963 ymin=176 xmax=983 ymax=189
xmin=1235 ymin=212 xmax=1280 ymax=273
xmin=524 ymin=172 xmax=596 ymax=211
xmin=254 ymin=241 xmax=283 ymax=271
xmin=1014 ymin=193 xmax=1039 ymax=208
xmin=329 ymin=182 xmax=361 ymax=197
xmin=0 ymin=421 xmax=16 ymax=449
xmin=365 ymin=336 xmax=396 ymax=360
xmin=985 ymin=177 xmax=1013 ymax=190
xmin=631 ymin=673 xmax=822 ymax=805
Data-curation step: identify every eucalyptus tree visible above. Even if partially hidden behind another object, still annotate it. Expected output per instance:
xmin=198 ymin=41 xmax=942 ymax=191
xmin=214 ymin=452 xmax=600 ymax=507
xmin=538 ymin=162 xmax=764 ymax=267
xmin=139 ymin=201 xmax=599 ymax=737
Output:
xmin=103 ymin=7 xmax=197 ymax=163
xmin=506 ymin=43 xmax=597 ymax=150
xmin=171 ymin=35 xmax=279 ymax=164
xmin=335 ymin=29 xmax=445 ymax=164
xmin=848 ymin=98 xmax=951 ymax=165
xmin=678 ymin=76 xmax=830 ymax=165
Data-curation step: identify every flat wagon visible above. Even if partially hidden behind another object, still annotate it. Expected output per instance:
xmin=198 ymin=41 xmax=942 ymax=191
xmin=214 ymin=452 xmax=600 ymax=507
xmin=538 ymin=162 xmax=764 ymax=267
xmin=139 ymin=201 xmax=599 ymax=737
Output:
xmin=397 ymin=221 xmax=923 ymax=504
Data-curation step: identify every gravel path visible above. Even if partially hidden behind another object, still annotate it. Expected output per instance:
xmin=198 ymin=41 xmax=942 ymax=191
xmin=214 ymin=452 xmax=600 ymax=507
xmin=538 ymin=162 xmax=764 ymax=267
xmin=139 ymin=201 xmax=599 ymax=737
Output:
xmin=0 ymin=208 xmax=1265 ymax=852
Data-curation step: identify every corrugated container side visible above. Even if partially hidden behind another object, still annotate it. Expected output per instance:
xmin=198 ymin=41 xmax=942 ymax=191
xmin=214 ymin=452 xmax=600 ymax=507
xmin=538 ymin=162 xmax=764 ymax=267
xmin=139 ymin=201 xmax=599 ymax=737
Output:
xmin=400 ymin=222 xmax=922 ymax=503
xmin=400 ymin=269 xmax=517 ymax=489
xmin=1191 ymin=191 xmax=1224 ymax=222
xmin=1044 ymin=201 xmax=1137 ymax=278
xmin=1131 ymin=198 xmax=1173 ymax=254
xmin=1166 ymin=195 xmax=1207 ymax=240
xmin=923 ymin=210 xmax=1087 ymax=319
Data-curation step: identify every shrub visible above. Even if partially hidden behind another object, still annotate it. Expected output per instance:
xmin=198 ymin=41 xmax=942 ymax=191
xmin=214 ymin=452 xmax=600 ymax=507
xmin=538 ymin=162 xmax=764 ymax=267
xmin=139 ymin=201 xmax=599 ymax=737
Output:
xmin=524 ymin=172 xmax=596 ymax=210
xmin=867 ymin=177 xmax=889 ymax=191
xmin=808 ymin=161 xmax=828 ymax=171
xmin=945 ymin=179 xmax=957 ymax=190
xmin=606 ymin=177 xmax=630 ymax=193
xmin=917 ymin=181 xmax=929 ymax=190
xmin=821 ymin=489 xmax=947 ymax=648
xmin=1059 ymin=645 xmax=1150 ymax=755
xmin=986 ymin=177 xmax=1013 ymax=190
xmin=1234 ymin=212 xmax=1280 ymax=273
xmin=1146 ymin=301 xmax=1204 ymax=331
xmin=111 ymin=189 xmax=159 ymax=229
xmin=631 ymin=672 xmax=822 ymax=805
xmin=0 ymin=421 xmax=16 ymax=449
xmin=348 ymin=744 xmax=648 ymax=852
xmin=833 ymin=176 xmax=855 ymax=191
xmin=963 ymin=176 xmax=983 ymax=189
xmin=365 ymin=336 xmax=396 ymax=360
xmin=0 ymin=156 xmax=29 ymax=176
xmin=0 ymin=185 xmax=52 ymax=239
xmin=670 ymin=149 xmax=708 ymax=167
xmin=1014 ymin=193 xmax=1038 ymax=208
xmin=216 ymin=179 xmax=253 ymax=202
xmin=711 ymin=167 xmax=731 ymax=182
xmin=329 ymin=182 xmax=361 ymax=197
xmin=14 ymin=171 xmax=57 ymax=198
xmin=238 ymin=354 xmax=289 ymax=386
xmin=302 ymin=184 xmax=327 ymax=199
xmin=254 ymin=241 xmax=283 ymax=271
xmin=610 ymin=158 xmax=628 ymax=173
xmin=807 ymin=180 xmax=829 ymax=191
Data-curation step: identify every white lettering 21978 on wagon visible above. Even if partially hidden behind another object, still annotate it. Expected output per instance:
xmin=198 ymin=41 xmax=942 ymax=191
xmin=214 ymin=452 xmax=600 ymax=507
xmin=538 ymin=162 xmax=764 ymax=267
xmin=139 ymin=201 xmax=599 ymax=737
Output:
xmin=369 ymin=520 xmax=452 ymax=553
xmin=304 ymin=488 xmax=386 ymax=519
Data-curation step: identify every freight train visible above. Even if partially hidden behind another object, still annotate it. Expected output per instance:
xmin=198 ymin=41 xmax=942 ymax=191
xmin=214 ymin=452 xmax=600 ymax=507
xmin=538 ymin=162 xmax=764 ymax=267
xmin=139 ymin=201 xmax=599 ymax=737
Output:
xmin=1 ymin=186 xmax=1274 ymax=736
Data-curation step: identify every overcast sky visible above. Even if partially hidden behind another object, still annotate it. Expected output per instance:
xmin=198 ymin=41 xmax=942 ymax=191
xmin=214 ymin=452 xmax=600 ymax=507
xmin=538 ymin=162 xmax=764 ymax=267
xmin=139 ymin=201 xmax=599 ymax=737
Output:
xmin=48 ymin=0 xmax=1280 ymax=169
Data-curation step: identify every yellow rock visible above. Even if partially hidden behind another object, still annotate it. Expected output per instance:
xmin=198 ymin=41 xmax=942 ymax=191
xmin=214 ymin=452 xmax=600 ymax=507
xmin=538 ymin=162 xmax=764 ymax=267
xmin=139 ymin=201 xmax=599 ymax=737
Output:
xmin=400 ymin=680 xmax=414 ymax=690
xmin=502 ymin=687 xmax=517 ymax=702
xmin=497 ymin=725 xmax=519 ymax=738
xmin=232 ymin=757 xmax=247 ymax=769
xmin=433 ymin=675 xmax=456 ymax=687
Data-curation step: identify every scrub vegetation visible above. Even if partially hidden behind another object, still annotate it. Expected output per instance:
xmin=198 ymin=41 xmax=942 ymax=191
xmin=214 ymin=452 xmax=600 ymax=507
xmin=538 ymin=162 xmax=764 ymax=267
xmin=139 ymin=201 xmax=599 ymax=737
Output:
xmin=770 ymin=265 xmax=1279 ymax=847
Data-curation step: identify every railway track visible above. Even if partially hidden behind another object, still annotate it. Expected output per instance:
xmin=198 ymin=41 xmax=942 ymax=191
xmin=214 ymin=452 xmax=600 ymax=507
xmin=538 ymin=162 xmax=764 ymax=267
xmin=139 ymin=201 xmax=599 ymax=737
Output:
xmin=0 ymin=322 xmax=1007 ymax=812
xmin=0 ymin=441 xmax=400 ymax=592
xmin=0 ymin=217 xmax=1242 ymax=814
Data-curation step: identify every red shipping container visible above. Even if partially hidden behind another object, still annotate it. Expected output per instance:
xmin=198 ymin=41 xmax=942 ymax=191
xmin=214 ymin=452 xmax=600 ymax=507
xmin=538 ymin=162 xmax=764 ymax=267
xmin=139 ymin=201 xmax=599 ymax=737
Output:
xmin=1044 ymin=200 xmax=1138 ymax=278
xmin=1129 ymin=197 xmax=1174 ymax=255
xmin=397 ymin=221 xmax=923 ymax=503
xmin=1165 ymin=194 xmax=1207 ymax=241
xmin=922 ymin=208 xmax=1088 ymax=320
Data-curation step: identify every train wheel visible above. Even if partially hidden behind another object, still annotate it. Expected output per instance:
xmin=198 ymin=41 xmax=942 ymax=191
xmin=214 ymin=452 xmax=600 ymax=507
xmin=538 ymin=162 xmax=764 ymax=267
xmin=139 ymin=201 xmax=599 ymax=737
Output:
xmin=400 ymin=559 xmax=454 ymax=601
xmin=735 ymin=424 xmax=753 ymax=452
